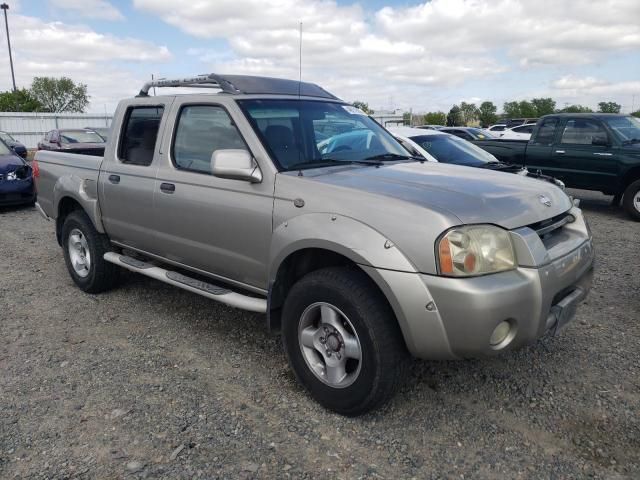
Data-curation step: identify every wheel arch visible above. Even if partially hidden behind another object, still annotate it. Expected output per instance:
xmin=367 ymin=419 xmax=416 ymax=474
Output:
xmin=622 ymin=165 xmax=640 ymax=192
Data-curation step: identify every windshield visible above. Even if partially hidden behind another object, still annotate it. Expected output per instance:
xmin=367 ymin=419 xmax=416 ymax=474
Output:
xmin=603 ymin=116 xmax=640 ymax=142
xmin=0 ymin=139 xmax=11 ymax=155
xmin=59 ymin=130 xmax=105 ymax=144
xmin=408 ymin=134 xmax=498 ymax=166
xmin=0 ymin=132 xmax=14 ymax=142
xmin=468 ymin=128 xmax=496 ymax=139
xmin=237 ymin=99 xmax=409 ymax=170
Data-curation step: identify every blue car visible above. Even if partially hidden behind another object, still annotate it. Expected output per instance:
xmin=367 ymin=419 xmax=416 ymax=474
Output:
xmin=0 ymin=139 xmax=35 ymax=207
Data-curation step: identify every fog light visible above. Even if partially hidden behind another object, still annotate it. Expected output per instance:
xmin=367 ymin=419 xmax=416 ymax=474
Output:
xmin=490 ymin=321 xmax=511 ymax=347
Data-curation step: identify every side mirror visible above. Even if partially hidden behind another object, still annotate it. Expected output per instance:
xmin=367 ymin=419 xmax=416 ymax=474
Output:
xmin=592 ymin=137 xmax=609 ymax=147
xmin=211 ymin=149 xmax=262 ymax=183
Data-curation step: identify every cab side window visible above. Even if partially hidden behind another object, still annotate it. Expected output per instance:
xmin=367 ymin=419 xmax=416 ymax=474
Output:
xmin=119 ymin=106 xmax=164 ymax=166
xmin=173 ymin=105 xmax=248 ymax=174
xmin=561 ymin=119 xmax=608 ymax=145
xmin=533 ymin=118 xmax=558 ymax=145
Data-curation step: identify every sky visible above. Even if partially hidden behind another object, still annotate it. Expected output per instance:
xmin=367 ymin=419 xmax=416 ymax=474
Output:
xmin=1 ymin=0 xmax=639 ymax=114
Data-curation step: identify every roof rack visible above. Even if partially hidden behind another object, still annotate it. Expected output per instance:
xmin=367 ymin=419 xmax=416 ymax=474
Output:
xmin=137 ymin=74 xmax=340 ymax=100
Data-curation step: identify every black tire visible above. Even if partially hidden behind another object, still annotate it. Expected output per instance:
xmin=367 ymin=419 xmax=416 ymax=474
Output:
xmin=281 ymin=267 xmax=409 ymax=416
xmin=622 ymin=179 xmax=640 ymax=221
xmin=61 ymin=210 xmax=119 ymax=293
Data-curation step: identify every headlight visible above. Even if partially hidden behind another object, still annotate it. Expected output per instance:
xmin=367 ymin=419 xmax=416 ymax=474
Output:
xmin=437 ymin=225 xmax=516 ymax=277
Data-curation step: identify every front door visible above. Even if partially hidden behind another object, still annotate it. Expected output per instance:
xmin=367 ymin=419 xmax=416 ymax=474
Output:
xmin=152 ymin=101 xmax=274 ymax=290
xmin=551 ymin=118 xmax=619 ymax=190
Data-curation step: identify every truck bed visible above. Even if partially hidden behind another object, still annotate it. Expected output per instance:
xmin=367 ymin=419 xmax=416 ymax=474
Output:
xmin=473 ymin=138 xmax=528 ymax=165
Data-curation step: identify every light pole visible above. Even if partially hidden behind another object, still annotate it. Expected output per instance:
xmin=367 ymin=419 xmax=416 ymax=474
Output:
xmin=1 ymin=3 xmax=16 ymax=92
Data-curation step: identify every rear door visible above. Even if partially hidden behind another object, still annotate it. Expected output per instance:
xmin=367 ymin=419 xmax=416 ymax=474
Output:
xmin=99 ymin=99 xmax=172 ymax=252
xmin=550 ymin=118 xmax=618 ymax=189
xmin=519 ymin=117 xmax=559 ymax=175
xmin=151 ymin=99 xmax=274 ymax=290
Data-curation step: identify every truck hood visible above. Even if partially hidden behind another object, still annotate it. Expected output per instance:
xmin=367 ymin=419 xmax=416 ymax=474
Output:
xmin=302 ymin=161 xmax=572 ymax=229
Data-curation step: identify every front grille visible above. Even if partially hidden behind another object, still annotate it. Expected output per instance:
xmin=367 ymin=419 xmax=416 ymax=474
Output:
xmin=527 ymin=212 xmax=575 ymax=241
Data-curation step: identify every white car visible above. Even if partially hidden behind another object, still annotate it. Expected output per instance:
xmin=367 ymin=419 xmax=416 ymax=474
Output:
xmin=486 ymin=124 xmax=508 ymax=132
xmin=498 ymin=124 xmax=535 ymax=140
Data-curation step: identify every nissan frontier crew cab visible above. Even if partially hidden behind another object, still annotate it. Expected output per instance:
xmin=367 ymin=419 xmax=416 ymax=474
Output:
xmin=34 ymin=74 xmax=594 ymax=415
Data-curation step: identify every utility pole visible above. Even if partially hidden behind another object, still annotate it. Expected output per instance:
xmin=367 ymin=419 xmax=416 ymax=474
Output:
xmin=1 ymin=3 xmax=16 ymax=92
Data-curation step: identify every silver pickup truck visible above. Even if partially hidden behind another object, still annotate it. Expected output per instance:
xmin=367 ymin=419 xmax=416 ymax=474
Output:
xmin=34 ymin=74 xmax=594 ymax=415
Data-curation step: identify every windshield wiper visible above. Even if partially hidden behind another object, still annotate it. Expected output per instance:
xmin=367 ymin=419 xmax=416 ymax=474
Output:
xmin=365 ymin=153 xmax=423 ymax=162
xmin=622 ymin=138 xmax=640 ymax=145
xmin=287 ymin=158 xmax=383 ymax=171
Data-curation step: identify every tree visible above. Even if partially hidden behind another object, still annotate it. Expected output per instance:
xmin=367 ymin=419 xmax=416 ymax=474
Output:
xmin=631 ymin=110 xmax=640 ymax=118
xmin=423 ymin=111 xmax=447 ymax=125
xmin=558 ymin=104 xmax=593 ymax=113
xmin=352 ymin=100 xmax=374 ymax=115
xmin=503 ymin=101 xmax=521 ymax=118
xmin=0 ymin=88 xmax=43 ymax=112
xmin=29 ymin=77 xmax=90 ymax=113
xmin=518 ymin=100 xmax=537 ymax=118
xmin=531 ymin=97 xmax=556 ymax=117
xmin=478 ymin=101 xmax=498 ymax=126
xmin=597 ymin=101 xmax=621 ymax=114
xmin=459 ymin=102 xmax=479 ymax=126
xmin=446 ymin=105 xmax=464 ymax=126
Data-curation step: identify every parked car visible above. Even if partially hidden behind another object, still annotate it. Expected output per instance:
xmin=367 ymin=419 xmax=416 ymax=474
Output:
xmin=487 ymin=124 xmax=508 ymax=132
xmin=415 ymin=125 xmax=444 ymax=130
xmin=85 ymin=126 xmax=111 ymax=141
xmin=505 ymin=118 xmax=538 ymax=128
xmin=498 ymin=124 xmax=535 ymax=140
xmin=440 ymin=127 xmax=496 ymax=141
xmin=474 ymin=113 xmax=640 ymax=220
xmin=38 ymin=129 xmax=106 ymax=156
xmin=0 ymin=138 xmax=35 ymax=207
xmin=34 ymin=73 xmax=593 ymax=415
xmin=0 ymin=131 xmax=28 ymax=159
xmin=390 ymin=127 xmax=564 ymax=188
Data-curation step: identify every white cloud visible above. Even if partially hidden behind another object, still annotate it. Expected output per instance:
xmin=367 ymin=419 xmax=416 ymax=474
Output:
xmin=133 ymin=0 xmax=640 ymax=110
xmin=49 ymin=0 xmax=124 ymax=21
xmin=552 ymin=75 xmax=610 ymax=90
xmin=0 ymin=15 xmax=172 ymax=111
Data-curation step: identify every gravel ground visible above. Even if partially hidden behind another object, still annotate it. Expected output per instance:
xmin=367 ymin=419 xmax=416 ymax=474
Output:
xmin=1 ymin=189 xmax=639 ymax=479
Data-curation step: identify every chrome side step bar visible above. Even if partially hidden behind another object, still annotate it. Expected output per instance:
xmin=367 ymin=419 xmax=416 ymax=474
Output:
xmin=103 ymin=252 xmax=267 ymax=313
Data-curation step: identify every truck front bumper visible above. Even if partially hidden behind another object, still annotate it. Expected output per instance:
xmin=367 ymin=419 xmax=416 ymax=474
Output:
xmin=364 ymin=238 xmax=594 ymax=360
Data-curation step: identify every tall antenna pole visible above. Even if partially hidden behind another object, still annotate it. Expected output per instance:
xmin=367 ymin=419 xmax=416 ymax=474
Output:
xmin=1 ymin=3 xmax=16 ymax=92
xmin=298 ymin=22 xmax=303 ymax=83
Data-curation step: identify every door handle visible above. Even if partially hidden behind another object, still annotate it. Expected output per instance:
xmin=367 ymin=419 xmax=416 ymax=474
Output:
xmin=593 ymin=152 xmax=613 ymax=156
xmin=160 ymin=182 xmax=175 ymax=194
xmin=555 ymin=150 xmax=565 ymax=154
xmin=108 ymin=174 xmax=120 ymax=184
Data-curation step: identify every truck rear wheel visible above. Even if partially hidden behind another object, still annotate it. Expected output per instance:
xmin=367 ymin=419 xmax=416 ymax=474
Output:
xmin=61 ymin=210 xmax=119 ymax=293
xmin=622 ymin=179 xmax=640 ymax=221
xmin=281 ymin=267 xmax=409 ymax=415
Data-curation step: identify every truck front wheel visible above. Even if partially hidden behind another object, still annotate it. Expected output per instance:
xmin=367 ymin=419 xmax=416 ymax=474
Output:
xmin=622 ymin=179 xmax=640 ymax=221
xmin=281 ymin=267 xmax=409 ymax=415
xmin=61 ymin=210 xmax=119 ymax=293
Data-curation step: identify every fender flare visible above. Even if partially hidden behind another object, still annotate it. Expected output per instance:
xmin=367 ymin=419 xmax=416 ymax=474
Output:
xmin=268 ymin=213 xmax=418 ymax=284
xmin=53 ymin=175 xmax=105 ymax=233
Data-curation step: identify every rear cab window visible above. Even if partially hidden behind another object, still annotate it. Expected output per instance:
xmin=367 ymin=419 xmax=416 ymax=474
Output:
xmin=532 ymin=118 xmax=559 ymax=145
xmin=118 ymin=106 xmax=165 ymax=166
